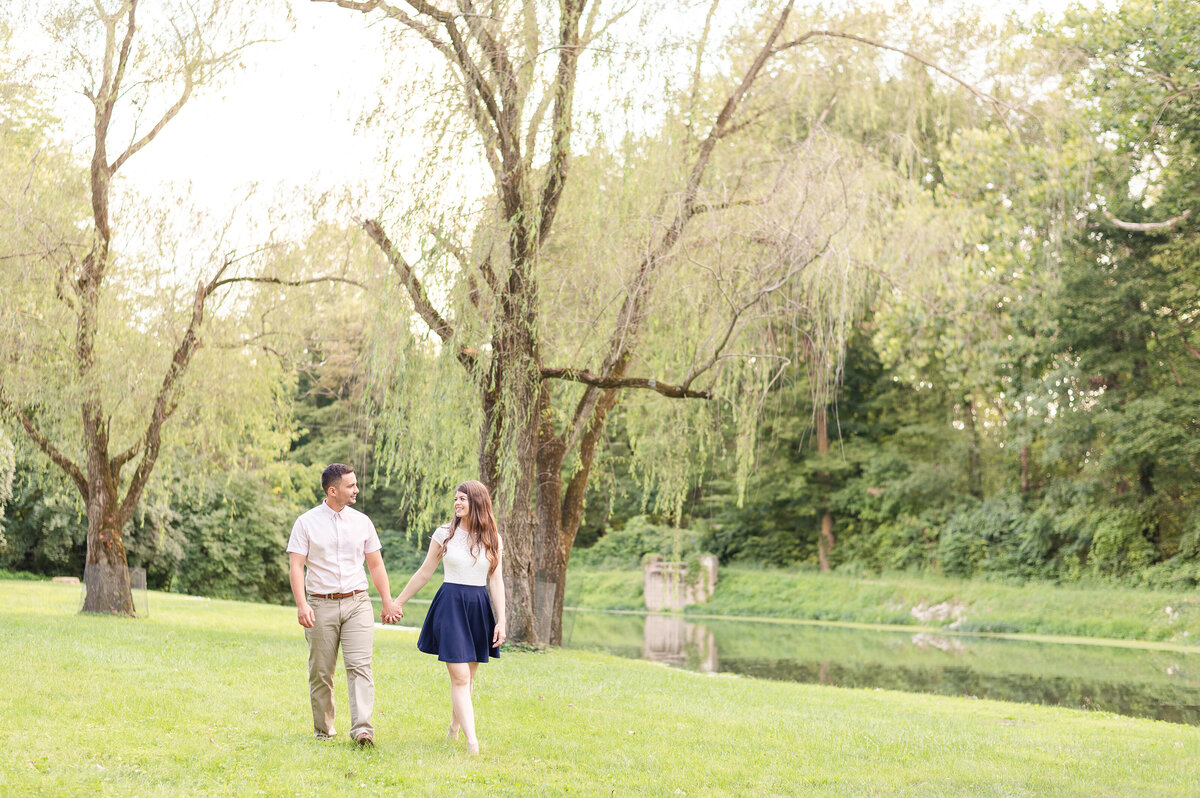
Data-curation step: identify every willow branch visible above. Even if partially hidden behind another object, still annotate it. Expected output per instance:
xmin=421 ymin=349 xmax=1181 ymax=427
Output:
xmin=542 ymin=367 xmax=711 ymax=399
xmin=565 ymin=0 xmax=796 ymax=447
xmin=314 ymin=0 xmax=380 ymax=10
xmin=457 ymin=0 xmax=516 ymax=90
xmin=600 ymin=0 xmax=796 ymax=377
xmin=110 ymin=439 xmax=140 ymax=472
xmin=690 ymin=197 xmax=766 ymax=216
xmin=314 ymin=0 xmax=503 ymax=179
xmin=113 ymin=29 xmax=268 ymax=174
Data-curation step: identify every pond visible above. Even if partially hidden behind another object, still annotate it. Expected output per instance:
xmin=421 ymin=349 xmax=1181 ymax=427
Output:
xmin=562 ymin=610 xmax=1200 ymax=725
xmin=384 ymin=600 xmax=1200 ymax=725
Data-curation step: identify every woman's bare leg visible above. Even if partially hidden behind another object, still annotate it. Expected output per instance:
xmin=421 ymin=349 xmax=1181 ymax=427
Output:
xmin=447 ymin=662 xmax=478 ymax=753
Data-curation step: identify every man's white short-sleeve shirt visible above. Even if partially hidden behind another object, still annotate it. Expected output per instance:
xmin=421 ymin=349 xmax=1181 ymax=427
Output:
xmin=286 ymin=500 xmax=381 ymax=594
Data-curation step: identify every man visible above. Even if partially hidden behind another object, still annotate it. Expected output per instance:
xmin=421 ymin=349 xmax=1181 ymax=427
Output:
xmin=287 ymin=463 xmax=397 ymax=747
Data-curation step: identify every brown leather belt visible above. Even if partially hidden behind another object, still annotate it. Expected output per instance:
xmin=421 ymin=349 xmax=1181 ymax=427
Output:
xmin=308 ymin=589 xmax=366 ymax=599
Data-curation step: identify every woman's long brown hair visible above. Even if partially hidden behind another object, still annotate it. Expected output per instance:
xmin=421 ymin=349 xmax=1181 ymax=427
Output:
xmin=444 ymin=480 xmax=500 ymax=577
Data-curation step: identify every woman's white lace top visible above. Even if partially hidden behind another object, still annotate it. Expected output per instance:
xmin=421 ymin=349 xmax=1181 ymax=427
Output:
xmin=432 ymin=524 xmax=501 ymax=586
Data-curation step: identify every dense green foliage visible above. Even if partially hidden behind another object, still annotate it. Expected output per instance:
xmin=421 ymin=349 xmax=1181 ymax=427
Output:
xmin=569 ymin=1 xmax=1200 ymax=590
xmin=2 ymin=2 xmax=1198 ymax=602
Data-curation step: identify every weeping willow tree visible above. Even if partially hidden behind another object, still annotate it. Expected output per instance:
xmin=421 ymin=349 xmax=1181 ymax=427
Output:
xmin=0 ymin=0 xmax=360 ymax=615
xmin=320 ymin=0 xmax=1006 ymax=644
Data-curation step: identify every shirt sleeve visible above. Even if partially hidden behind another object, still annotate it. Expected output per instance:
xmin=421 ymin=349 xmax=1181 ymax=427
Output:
xmin=431 ymin=525 xmax=450 ymax=548
xmin=363 ymin=517 xmax=382 ymax=555
xmin=496 ymin=532 xmax=503 ymax=554
xmin=285 ymin=516 xmax=308 ymax=555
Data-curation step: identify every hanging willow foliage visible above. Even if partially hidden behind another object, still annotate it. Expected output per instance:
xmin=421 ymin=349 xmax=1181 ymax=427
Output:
xmin=325 ymin=0 xmax=1010 ymax=643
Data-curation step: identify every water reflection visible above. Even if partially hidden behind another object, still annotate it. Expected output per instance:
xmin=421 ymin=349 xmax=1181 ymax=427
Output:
xmin=643 ymin=614 xmax=718 ymax=673
xmin=565 ymin=610 xmax=1200 ymax=725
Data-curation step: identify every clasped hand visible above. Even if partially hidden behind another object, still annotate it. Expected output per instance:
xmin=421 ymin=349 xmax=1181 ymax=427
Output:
xmin=381 ymin=599 xmax=405 ymax=624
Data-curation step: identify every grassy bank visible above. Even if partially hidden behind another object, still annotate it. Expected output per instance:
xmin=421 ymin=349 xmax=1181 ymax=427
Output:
xmin=566 ymin=566 xmax=1200 ymax=643
xmin=3 ymin=580 xmax=1199 ymax=796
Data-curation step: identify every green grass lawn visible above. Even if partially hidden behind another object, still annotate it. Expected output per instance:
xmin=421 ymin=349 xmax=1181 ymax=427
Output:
xmin=2 ymin=580 xmax=1198 ymax=797
xmin=566 ymin=566 xmax=1200 ymax=643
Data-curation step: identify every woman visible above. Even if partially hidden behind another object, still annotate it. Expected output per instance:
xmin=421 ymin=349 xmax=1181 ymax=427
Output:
xmin=391 ymin=480 xmax=506 ymax=755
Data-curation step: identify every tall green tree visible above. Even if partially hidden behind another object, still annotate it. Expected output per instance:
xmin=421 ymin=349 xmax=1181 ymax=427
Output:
xmin=317 ymin=0 xmax=1004 ymax=644
xmin=0 ymin=1 xmax=337 ymax=614
xmin=1036 ymin=0 xmax=1200 ymax=577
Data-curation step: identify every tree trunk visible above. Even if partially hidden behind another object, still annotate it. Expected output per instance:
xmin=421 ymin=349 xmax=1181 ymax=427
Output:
xmin=964 ymin=397 xmax=983 ymax=499
xmin=81 ymin=479 xmax=134 ymax=615
xmin=534 ymin=427 xmax=567 ymax=645
xmin=815 ymin=402 xmax=835 ymax=572
xmin=538 ymin=385 xmax=623 ymax=645
xmin=1019 ymin=444 xmax=1030 ymax=493
xmin=484 ymin=373 xmax=541 ymax=645
xmin=818 ymin=512 xmax=835 ymax=572
xmin=483 ymin=246 xmax=545 ymax=645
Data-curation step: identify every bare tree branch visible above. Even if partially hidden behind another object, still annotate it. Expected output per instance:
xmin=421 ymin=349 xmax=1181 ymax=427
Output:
xmin=404 ymin=0 xmax=455 ymax=23
xmin=110 ymin=73 xmax=194 ymax=174
xmin=439 ymin=14 xmax=513 ymax=159
xmin=774 ymin=30 xmax=1015 ymax=121
xmin=361 ymin=218 xmax=478 ymax=370
xmin=1103 ymin=208 xmax=1192 ymax=232
xmin=562 ymin=1 xmax=800 ymax=453
xmin=108 ymin=0 xmax=140 ymax=119
xmin=1147 ymin=82 xmax=1200 ymax=139
xmin=0 ymin=390 xmax=88 ymax=494
xmin=211 ymin=273 xmax=367 ymax=291
xmin=535 ymin=0 xmax=586 ymax=244
xmin=542 ymin=367 xmax=711 ymax=399
xmin=117 ymin=255 xmax=233 ymax=522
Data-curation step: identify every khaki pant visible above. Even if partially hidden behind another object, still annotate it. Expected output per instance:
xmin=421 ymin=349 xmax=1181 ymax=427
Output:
xmin=305 ymin=592 xmax=374 ymax=740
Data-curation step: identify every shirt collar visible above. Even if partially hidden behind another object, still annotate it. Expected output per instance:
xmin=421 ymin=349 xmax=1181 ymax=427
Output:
xmin=322 ymin=499 xmax=346 ymax=520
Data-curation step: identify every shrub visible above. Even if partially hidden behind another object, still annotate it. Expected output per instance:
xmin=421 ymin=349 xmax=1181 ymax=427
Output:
xmin=572 ymin=515 xmax=704 ymax=568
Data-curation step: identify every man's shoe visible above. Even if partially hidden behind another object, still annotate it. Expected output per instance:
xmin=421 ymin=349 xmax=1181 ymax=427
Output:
xmin=355 ymin=733 xmax=374 ymax=748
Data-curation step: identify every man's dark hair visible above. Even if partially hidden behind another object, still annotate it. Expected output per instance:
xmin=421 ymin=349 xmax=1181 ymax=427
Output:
xmin=322 ymin=463 xmax=355 ymax=493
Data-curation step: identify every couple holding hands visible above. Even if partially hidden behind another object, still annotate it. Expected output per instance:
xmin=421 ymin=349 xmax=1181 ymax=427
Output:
xmin=286 ymin=464 xmax=505 ymax=756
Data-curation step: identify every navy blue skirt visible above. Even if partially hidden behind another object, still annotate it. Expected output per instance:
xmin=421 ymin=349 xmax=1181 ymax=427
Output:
xmin=417 ymin=582 xmax=500 ymax=663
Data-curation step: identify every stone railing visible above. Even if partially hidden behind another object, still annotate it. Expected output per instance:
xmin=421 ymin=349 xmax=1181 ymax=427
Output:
xmin=643 ymin=555 xmax=718 ymax=611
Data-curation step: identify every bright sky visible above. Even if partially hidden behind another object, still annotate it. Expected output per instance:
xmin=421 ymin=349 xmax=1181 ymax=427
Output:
xmin=120 ymin=5 xmax=394 ymax=221
xmin=9 ymin=0 xmax=1075 ymax=250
